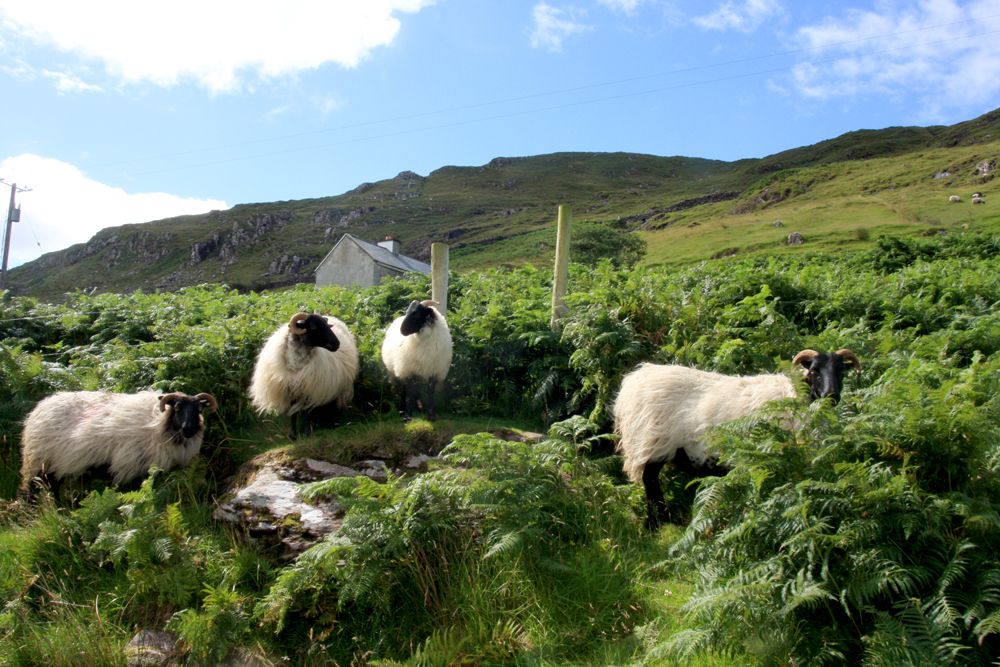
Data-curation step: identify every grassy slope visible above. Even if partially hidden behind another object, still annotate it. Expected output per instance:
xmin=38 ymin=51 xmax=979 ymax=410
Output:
xmin=641 ymin=141 xmax=1000 ymax=267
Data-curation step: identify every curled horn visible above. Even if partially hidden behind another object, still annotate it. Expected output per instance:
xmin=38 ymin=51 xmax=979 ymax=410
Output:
xmin=288 ymin=311 xmax=310 ymax=332
xmin=835 ymin=348 xmax=862 ymax=372
xmin=195 ymin=392 xmax=218 ymax=413
xmin=158 ymin=392 xmax=185 ymax=413
xmin=420 ymin=299 xmax=439 ymax=308
xmin=791 ymin=349 xmax=819 ymax=368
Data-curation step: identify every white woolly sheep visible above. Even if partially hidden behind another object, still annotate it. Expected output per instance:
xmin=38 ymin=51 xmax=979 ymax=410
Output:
xmin=949 ymin=195 xmax=961 ymax=203
xmin=20 ymin=390 xmax=217 ymax=499
xmin=613 ymin=348 xmax=860 ymax=529
xmin=381 ymin=299 xmax=453 ymax=421
xmin=250 ymin=312 xmax=359 ymax=439
xmin=972 ymin=195 xmax=986 ymax=204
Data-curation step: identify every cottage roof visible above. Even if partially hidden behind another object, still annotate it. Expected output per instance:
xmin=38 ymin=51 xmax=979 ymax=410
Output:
xmin=316 ymin=233 xmax=431 ymax=275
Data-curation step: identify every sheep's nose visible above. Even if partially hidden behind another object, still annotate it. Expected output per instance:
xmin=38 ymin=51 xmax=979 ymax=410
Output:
xmin=182 ymin=425 xmax=199 ymax=438
xmin=814 ymin=389 xmax=840 ymax=404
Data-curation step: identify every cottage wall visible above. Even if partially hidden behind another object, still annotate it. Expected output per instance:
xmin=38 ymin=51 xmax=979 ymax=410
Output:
xmin=373 ymin=263 xmax=402 ymax=284
xmin=315 ymin=240 xmax=377 ymax=287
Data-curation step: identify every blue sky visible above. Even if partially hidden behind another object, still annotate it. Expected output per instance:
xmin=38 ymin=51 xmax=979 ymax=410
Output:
xmin=2 ymin=0 xmax=1000 ymax=267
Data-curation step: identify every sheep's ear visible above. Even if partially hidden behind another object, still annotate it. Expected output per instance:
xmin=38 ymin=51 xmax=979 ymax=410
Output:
xmin=195 ymin=393 xmax=218 ymax=413
xmin=288 ymin=311 xmax=310 ymax=332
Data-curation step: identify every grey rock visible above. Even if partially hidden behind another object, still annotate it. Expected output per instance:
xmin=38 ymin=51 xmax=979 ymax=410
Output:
xmin=125 ymin=630 xmax=181 ymax=667
xmin=214 ymin=464 xmax=345 ymax=559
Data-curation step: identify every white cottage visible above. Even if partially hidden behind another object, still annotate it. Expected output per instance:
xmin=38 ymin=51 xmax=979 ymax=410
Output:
xmin=315 ymin=234 xmax=431 ymax=288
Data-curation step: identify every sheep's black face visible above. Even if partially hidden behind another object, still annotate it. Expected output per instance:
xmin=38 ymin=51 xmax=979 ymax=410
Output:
xmin=400 ymin=300 xmax=435 ymax=336
xmin=166 ymin=397 xmax=205 ymax=440
xmin=801 ymin=352 xmax=851 ymax=403
xmin=298 ymin=314 xmax=340 ymax=352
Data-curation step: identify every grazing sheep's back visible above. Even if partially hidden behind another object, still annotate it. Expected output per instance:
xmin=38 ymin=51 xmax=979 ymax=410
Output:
xmin=381 ymin=312 xmax=452 ymax=382
xmin=613 ymin=364 xmax=795 ymax=483
xmin=250 ymin=316 xmax=359 ymax=416
xmin=21 ymin=391 xmax=204 ymax=486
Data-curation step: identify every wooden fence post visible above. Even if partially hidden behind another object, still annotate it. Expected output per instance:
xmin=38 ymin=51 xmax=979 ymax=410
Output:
xmin=431 ymin=242 xmax=449 ymax=312
xmin=550 ymin=205 xmax=571 ymax=329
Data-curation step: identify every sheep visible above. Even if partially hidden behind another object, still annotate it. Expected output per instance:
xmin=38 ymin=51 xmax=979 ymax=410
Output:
xmin=613 ymin=348 xmax=861 ymax=529
xmin=972 ymin=195 xmax=986 ymax=204
xmin=381 ymin=299 xmax=453 ymax=421
xmin=250 ymin=312 xmax=359 ymax=439
xmin=20 ymin=390 xmax=217 ymax=500
xmin=949 ymin=195 xmax=961 ymax=203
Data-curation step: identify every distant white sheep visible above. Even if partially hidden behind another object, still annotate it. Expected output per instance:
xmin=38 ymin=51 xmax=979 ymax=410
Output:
xmin=20 ymin=390 xmax=217 ymax=499
xmin=613 ymin=349 xmax=860 ymax=529
xmin=972 ymin=195 xmax=986 ymax=204
xmin=949 ymin=195 xmax=961 ymax=203
xmin=381 ymin=300 xmax=452 ymax=420
xmin=250 ymin=312 xmax=358 ymax=438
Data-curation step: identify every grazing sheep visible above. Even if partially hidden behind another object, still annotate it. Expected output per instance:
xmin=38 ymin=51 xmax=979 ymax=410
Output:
xmin=613 ymin=349 xmax=861 ymax=529
xmin=949 ymin=195 xmax=961 ymax=203
xmin=972 ymin=194 xmax=986 ymax=204
xmin=20 ymin=390 xmax=217 ymax=499
xmin=250 ymin=312 xmax=359 ymax=439
xmin=381 ymin=300 xmax=452 ymax=421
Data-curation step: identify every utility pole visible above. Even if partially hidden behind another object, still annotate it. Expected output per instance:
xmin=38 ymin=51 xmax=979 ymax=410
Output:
xmin=0 ymin=179 xmax=30 ymax=291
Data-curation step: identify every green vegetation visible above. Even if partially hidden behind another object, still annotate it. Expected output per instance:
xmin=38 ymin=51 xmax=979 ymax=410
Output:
xmin=1 ymin=231 xmax=999 ymax=664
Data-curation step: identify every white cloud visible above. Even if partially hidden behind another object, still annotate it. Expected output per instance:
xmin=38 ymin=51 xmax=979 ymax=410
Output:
xmin=41 ymin=68 xmax=101 ymax=94
xmin=597 ymin=0 xmax=644 ymax=14
xmin=314 ymin=94 xmax=348 ymax=116
xmin=530 ymin=2 xmax=592 ymax=52
xmin=0 ymin=0 xmax=436 ymax=94
xmin=693 ymin=0 xmax=782 ymax=32
xmin=790 ymin=0 xmax=1000 ymax=117
xmin=0 ymin=154 xmax=228 ymax=268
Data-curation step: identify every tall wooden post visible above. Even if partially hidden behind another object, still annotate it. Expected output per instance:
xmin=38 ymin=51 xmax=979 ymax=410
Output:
xmin=550 ymin=205 xmax=571 ymax=329
xmin=431 ymin=242 xmax=449 ymax=312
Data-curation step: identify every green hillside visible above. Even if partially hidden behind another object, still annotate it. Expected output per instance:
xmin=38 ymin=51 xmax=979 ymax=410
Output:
xmin=8 ymin=107 xmax=1000 ymax=301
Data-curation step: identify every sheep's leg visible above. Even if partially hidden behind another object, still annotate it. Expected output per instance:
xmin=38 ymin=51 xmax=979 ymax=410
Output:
xmin=641 ymin=458 xmax=669 ymax=531
xmin=396 ymin=381 xmax=408 ymax=418
xmin=21 ymin=474 xmax=43 ymax=503
xmin=289 ymin=412 xmax=300 ymax=441
xmin=301 ymin=411 xmax=314 ymax=438
xmin=403 ymin=379 xmax=418 ymax=421
xmin=425 ymin=378 xmax=438 ymax=421
xmin=38 ymin=472 xmax=61 ymax=504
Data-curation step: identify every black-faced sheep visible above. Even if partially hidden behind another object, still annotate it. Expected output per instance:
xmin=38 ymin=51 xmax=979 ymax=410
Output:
xmin=20 ymin=390 xmax=218 ymax=500
xmin=381 ymin=300 xmax=453 ymax=421
xmin=613 ymin=349 xmax=861 ymax=529
xmin=250 ymin=312 xmax=359 ymax=439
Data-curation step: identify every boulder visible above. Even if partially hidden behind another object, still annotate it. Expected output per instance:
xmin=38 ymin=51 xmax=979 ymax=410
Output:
xmin=125 ymin=630 xmax=181 ymax=667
